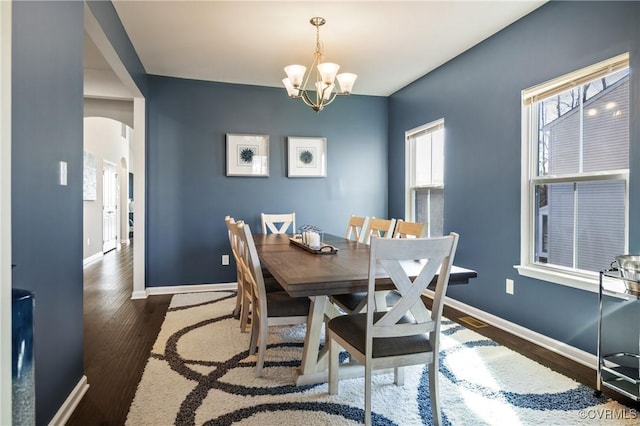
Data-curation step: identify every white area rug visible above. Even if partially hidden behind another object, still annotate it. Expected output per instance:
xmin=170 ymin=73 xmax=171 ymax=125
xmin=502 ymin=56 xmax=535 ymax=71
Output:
xmin=126 ymin=291 xmax=637 ymax=425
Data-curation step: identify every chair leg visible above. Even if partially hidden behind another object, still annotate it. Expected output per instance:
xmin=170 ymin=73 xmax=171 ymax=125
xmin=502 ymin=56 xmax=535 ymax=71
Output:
xmin=255 ymin=318 xmax=267 ymax=377
xmin=239 ymin=289 xmax=251 ymax=333
xmin=429 ymin=359 xmax=441 ymax=426
xmin=394 ymin=366 xmax=405 ymax=385
xmin=249 ymin=300 xmax=259 ymax=356
xmin=233 ymin=275 xmax=244 ymax=317
xmin=328 ymin=334 xmax=339 ymax=395
xmin=232 ymin=285 xmax=241 ymax=317
xmin=364 ymin=362 xmax=372 ymax=426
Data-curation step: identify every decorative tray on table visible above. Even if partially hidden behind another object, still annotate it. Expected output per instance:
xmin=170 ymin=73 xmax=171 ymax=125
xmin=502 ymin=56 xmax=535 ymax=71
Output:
xmin=289 ymin=237 xmax=339 ymax=255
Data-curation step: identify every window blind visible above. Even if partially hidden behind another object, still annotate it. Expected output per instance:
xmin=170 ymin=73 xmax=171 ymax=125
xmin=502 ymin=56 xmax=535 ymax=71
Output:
xmin=522 ymin=53 xmax=629 ymax=105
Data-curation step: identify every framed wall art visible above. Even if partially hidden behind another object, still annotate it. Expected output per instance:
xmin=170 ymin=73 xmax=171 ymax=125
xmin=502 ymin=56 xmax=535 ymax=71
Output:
xmin=226 ymin=133 xmax=269 ymax=177
xmin=83 ymin=150 xmax=97 ymax=200
xmin=287 ymin=137 xmax=327 ymax=177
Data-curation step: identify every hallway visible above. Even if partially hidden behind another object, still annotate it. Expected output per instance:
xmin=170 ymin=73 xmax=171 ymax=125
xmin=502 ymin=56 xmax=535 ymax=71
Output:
xmin=67 ymin=245 xmax=171 ymax=425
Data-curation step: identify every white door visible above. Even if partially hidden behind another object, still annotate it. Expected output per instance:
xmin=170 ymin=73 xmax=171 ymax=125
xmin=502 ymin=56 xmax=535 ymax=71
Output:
xmin=102 ymin=162 xmax=118 ymax=253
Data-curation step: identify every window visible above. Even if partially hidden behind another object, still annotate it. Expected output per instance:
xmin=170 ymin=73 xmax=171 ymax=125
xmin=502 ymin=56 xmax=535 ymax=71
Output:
xmin=518 ymin=54 xmax=629 ymax=290
xmin=406 ymin=119 xmax=444 ymax=237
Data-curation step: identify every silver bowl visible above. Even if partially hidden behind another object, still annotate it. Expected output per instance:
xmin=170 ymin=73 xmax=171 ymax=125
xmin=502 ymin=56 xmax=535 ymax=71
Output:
xmin=614 ymin=255 xmax=640 ymax=293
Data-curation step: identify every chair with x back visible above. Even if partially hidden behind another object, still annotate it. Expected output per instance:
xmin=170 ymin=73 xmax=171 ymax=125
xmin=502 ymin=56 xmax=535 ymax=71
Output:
xmin=362 ymin=217 xmax=396 ymax=244
xmin=332 ymin=217 xmax=397 ymax=314
xmin=327 ymin=233 xmax=459 ymax=425
xmin=344 ymin=215 xmax=370 ymax=243
xmin=261 ymin=212 xmax=296 ymax=234
xmin=234 ymin=221 xmax=310 ymax=377
xmin=393 ymin=219 xmax=427 ymax=239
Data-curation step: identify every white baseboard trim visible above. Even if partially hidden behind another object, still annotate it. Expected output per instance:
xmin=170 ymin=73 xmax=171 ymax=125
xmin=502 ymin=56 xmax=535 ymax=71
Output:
xmin=48 ymin=375 xmax=89 ymax=426
xmin=131 ymin=290 xmax=148 ymax=300
xmin=142 ymin=282 xmax=238 ymax=297
xmin=82 ymin=252 xmax=103 ymax=267
xmin=443 ymin=295 xmax=597 ymax=371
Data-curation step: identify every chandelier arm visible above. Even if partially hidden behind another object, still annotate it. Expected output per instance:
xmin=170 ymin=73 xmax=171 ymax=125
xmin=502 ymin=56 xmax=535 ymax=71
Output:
xmin=299 ymin=90 xmax=317 ymax=109
xmin=300 ymin=52 xmax=320 ymax=94
xmin=318 ymin=84 xmax=334 ymax=104
xmin=321 ymin=91 xmax=338 ymax=107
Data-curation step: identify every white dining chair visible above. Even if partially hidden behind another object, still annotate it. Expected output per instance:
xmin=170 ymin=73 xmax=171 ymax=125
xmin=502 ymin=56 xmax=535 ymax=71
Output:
xmin=361 ymin=217 xmax=396 ymax=244
xmin=225 ymin=216 xmax=253 ymax=332
xmin=393 ymin=219 xmax=427 ymax=238
xmin=233 ymin=221 xmax=310 ymax=377
xmin=345 ymin=214 xmax=370 ymax=243
xmin=332 ymin=217 xmax=397 ymax=314
xmin=261 ymin=212 xmax=296 ymax=234
xmin=327 ymin=233 xmax=459 ymax=426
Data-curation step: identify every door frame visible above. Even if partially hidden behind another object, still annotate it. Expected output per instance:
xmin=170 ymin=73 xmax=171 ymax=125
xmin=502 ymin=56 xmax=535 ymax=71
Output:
xmin=0 ymin=1 xmax=12 ymax=422
xmin=85 ymin=4 xmax=146 ymax=298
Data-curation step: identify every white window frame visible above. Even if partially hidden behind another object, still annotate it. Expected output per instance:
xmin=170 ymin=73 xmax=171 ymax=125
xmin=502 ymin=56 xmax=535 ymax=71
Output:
xmin=516 ymin=53 xmax=630 ymax=293
xmin=405 ymin=119 xmax=444 ymax=237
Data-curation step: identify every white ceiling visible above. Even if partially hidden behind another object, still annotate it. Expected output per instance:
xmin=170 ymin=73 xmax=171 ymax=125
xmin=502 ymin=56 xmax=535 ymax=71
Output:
xmin=87 ymin=1 xmax=546 ymax=97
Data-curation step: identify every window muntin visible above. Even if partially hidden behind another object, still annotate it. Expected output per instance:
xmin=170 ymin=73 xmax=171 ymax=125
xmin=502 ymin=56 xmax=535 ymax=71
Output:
xmin=520 ymin=54 xmax=629 ymax=286
xmin=406 ymin=120 xmax=444 ymax=237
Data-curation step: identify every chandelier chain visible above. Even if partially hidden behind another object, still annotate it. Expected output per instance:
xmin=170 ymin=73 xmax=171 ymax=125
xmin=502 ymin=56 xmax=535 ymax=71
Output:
xmin=314 ymin=19 xmax=323 ymax=59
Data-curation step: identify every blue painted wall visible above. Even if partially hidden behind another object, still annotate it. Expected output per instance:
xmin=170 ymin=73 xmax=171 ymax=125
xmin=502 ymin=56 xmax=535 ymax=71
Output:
xmin=11 ymin=2 xmax=84 ymax=424
xmin=10 ymin=1 xmax=639 ymax=422
xmin=146 ymin=76 xmax=388 ymax=286
xmin=86 ymin=1 xmax=148 ymax=96
xmin=388 ymin=1 xmax=640 ymax=354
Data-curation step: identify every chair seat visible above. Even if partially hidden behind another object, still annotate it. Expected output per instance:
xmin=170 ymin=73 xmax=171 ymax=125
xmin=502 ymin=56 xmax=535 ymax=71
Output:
xmin=266 ymin=291 xmax=310 ymax=317
xmin=332 ymin=290 xmax=402 ymax=312
xmin=328 ymin=312 xmax=432 ymax=358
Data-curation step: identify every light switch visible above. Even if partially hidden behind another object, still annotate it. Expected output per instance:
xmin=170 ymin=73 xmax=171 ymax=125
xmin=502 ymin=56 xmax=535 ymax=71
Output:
xmin=59 ymin=161 xmax=67 ymax=186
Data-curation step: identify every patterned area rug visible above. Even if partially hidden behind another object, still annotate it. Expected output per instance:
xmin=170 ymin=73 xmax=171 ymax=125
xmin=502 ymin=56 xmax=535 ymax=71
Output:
xmin=126 ymin=291 xmax=636 ymax=425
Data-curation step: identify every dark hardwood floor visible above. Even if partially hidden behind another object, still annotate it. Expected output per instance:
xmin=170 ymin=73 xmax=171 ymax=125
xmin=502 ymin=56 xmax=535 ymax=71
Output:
xmin=66 ymin=245 xmax=637 ymax=425
xmin=67 ymin=244 xmax=171 ymax=426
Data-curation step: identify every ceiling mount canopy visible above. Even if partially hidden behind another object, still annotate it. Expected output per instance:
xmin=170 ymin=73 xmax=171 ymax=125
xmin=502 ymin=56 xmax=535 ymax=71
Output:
xmin=282 ymin=17 xmax=357 ymax=113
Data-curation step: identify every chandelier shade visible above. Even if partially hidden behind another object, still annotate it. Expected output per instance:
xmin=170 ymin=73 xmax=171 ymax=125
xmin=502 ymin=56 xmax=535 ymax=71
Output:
xmin=284 ymin=65 xmax=306 ymax=87
xmin=282 ymin=17 xmax=357 ymax=112
xmin=336 ymin=73 xmax=357 ymax=94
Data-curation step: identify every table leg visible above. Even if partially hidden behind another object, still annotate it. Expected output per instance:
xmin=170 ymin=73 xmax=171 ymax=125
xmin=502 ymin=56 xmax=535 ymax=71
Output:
xmin=296 ymin=295 xmax=326 ymax=385
xmin=295 ymin=295 xmax=392 ymax=386
xmin=296 ymin=295 xmax=348 ymax=385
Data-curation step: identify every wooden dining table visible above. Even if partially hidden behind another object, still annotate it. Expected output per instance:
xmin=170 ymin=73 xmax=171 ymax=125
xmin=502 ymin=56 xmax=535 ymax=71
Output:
xmin=253 ymin=233 xmax=477 ymax=385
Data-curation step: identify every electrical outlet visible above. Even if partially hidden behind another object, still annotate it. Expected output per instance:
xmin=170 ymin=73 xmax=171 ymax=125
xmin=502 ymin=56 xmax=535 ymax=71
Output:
xmin=506 ymin=279 xmax=514 ymax=295
xmin=222 ymin=254 xmax=229 ymax=266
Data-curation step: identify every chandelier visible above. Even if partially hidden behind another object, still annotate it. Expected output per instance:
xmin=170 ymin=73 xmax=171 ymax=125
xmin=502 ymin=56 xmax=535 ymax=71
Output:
xmin=282 ymin=17 xmax=358 ymax=113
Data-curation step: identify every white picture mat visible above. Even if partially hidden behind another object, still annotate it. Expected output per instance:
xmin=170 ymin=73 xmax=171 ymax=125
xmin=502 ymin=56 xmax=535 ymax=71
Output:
xmin=83 ymin=151 xmax=97 ymax=200
xmin=287 ymin=137 xmax=327 ymax=177
xmin=226 ymin=134 xmax=269 ymax=177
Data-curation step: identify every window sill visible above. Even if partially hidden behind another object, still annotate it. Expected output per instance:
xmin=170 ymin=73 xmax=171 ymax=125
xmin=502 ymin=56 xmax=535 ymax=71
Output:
xmin=514 ymin=264 xmax=598 ymax=294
